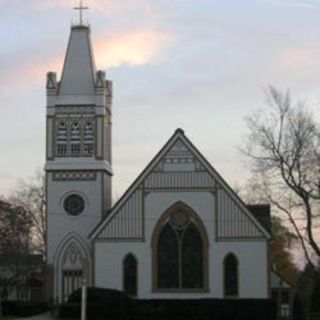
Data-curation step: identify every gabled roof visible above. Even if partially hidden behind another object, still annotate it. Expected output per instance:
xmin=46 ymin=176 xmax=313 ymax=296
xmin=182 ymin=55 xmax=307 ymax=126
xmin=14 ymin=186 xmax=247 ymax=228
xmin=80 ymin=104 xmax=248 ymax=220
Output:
xmin=58 ymin=26 xmax=96 ymax=96
xmin=90 ymin=129 xmax=271 ymax=240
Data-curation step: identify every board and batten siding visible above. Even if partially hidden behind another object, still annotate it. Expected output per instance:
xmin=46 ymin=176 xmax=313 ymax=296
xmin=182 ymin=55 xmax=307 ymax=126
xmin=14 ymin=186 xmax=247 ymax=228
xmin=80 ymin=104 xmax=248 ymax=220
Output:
xmin=97 ymin=189 xmax=143 ymax=240
xmin=217 ymin=188 xmax=264 ymax=239
xmin=144 ymin=171 xmax=215 ymax=189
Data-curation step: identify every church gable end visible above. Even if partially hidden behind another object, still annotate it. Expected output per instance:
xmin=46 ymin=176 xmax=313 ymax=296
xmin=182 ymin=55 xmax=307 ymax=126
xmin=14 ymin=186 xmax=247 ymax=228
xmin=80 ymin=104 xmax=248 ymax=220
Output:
xmin=92 ymin=129 xmax=269 ymax=241
xmin=144 ymin=138 xmax=216 ymax=190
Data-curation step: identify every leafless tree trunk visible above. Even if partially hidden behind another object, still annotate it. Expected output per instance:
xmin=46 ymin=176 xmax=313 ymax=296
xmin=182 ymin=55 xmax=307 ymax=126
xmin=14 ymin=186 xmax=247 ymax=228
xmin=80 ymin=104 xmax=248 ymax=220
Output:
xmin=242 ymin=87 xmax=320 ymax=268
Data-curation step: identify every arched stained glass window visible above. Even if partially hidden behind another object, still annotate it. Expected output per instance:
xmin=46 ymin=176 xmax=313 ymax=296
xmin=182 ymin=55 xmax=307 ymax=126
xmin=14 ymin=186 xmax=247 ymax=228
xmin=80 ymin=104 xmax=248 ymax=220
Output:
xmin=157 ymin=224 xmax=179 ymax=288
xmin=224 ymin=253 xmax=239 ymax=297
xmin=123 ymin=254 xmax=137 ymax=296
xmin=181 ymin=222 xmax=203 ymax=288
xmin=153 ymin=202 xmax=208 ymax=291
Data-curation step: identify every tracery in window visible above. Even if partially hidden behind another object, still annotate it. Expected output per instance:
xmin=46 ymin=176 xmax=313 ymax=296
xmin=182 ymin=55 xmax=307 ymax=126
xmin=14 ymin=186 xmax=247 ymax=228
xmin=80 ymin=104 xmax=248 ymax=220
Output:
xmin=224 ymin=253 xmax=239 ymax=297
xmin=83 ymin=119 xmax=94 ymax=156
xmin=153 ymin=202 xmax=208 ymax=291
xmin=123 ymin=253 xmax=138 ymax=296
xmin=55 ymin=115 xmax=95 ymax=157
xmin=56 ymin=119 xmax=68 ymax=156
xmin=61 ymin=241 xmax=85 ymax=302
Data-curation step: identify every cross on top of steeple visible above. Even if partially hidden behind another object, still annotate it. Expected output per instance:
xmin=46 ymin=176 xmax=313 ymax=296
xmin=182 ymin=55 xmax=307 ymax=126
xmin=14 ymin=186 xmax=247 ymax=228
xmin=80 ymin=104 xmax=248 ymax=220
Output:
xmin=74 ymin=0 xmax=89 ymax=26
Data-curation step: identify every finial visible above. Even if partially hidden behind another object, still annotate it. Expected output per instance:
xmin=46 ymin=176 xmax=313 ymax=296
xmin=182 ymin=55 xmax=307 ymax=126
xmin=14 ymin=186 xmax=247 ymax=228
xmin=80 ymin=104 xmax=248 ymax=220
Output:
xmin=175 ymin=128 xmax=185 ymax=135
xmin=74 ymin=0 xmax=89 ymax=26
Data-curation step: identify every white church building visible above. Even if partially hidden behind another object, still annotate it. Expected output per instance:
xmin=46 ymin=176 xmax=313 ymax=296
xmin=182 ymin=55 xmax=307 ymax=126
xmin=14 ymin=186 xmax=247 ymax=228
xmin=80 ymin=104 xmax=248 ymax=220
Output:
xmin=46 ymin=21 xmax=272 ymax=304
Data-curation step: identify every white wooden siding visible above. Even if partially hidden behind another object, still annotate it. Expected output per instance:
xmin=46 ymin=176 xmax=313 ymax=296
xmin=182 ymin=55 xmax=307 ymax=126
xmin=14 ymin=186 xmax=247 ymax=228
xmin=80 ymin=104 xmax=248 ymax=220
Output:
xmin=145 ymin=171 xmax=215 ymax=189
xmin=217 ymin=189 xmax=263 ymax=238
xmin=97 ymin=190 xmax=143 ymax=240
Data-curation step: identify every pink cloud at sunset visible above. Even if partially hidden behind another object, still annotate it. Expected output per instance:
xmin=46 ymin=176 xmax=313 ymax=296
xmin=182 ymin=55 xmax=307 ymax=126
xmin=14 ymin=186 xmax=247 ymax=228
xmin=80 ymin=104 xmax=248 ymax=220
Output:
xmin=275 ymin=47 xmax=320 ymax=72
xmin=0 ymin=56 xmax=61 ymax=91
xmin=0 ymin=27 xmax=172 ymax=91
xmin=94 ymin=28 xmax=173 ymax=68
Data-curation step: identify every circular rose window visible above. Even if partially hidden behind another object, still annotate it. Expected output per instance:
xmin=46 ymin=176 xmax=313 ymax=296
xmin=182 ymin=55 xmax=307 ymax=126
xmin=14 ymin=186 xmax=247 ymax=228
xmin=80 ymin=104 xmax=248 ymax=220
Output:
xmin=63 ymin=194 xmax=85 ymax=216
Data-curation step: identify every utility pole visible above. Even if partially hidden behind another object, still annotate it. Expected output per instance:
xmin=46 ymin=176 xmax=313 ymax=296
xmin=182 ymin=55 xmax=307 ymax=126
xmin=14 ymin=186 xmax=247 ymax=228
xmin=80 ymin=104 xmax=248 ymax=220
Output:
xmin=81 ymin=260 xmax=88 ymax=320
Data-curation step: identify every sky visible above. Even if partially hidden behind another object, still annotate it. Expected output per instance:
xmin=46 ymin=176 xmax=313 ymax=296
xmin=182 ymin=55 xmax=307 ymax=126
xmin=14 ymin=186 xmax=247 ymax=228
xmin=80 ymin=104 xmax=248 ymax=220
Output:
xmin=2 ymin=0 xmax=320 ymax=199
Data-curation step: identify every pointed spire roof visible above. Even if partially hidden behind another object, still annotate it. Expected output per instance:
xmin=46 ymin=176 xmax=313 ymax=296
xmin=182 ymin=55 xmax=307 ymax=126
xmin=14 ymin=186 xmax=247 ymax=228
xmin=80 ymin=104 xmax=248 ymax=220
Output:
xmin=59 ymin=25 xmax=96 ymax=96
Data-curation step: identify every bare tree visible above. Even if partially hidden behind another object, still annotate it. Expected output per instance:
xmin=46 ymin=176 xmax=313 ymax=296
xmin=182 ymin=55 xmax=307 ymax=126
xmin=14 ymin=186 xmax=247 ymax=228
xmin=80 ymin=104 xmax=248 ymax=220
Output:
xmin=0 ymin=200 xmax=33 ymax=296
xmin=243 ymin=87 xmax=320 ymax=268
xmin=9 ymin=170 xmax=46 ymax=260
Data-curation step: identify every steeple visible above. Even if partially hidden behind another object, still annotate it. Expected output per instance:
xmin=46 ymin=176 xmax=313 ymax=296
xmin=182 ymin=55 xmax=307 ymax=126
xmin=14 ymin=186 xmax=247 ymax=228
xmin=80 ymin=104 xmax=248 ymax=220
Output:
xmin=59 ymin=25 xmax=96 ymax=96
xmin=46 ymin=6 xmax=113 ymax=304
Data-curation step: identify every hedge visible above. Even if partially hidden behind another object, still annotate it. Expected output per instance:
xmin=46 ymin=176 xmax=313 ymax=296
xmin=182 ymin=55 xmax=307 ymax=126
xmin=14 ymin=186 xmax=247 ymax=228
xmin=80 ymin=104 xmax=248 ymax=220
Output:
xmin=1 ymin=301 xmax=48 ymax=317
xmin=58 ymin=288 xmax=277 ymax=320
xmin=132 ymin=299 xmax=277 ymax=320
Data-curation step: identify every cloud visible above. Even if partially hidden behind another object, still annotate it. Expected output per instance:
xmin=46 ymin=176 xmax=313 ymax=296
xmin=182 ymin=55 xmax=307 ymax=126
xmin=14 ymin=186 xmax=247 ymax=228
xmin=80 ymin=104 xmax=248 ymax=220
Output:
xmin=275 ymin=47 xmax=319 ymax=72
xmin=95 ymin=28 xmax=173 ymax=68
xmin=259 ymin=0 xmax=316 ymax=9
xmin=0 ymin=27 xmax=173 ymax=91
xmin=0 ymin=55 xmax=61 ymax=91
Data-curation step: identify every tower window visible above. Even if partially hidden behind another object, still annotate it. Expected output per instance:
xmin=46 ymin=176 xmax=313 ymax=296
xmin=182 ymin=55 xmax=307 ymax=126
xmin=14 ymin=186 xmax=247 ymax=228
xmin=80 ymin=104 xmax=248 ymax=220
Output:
xmin=71 ymin=144 xmax=81 ymax=156
xmin=84 ymin=121 xmax=93 ymax=132
xmin=55 ymin=116 xmax=95 ymax=157
xmin=83 ymin=143 xmax=94 ymax=156
xmin=57 ymin=144 xmax=67 ymax=156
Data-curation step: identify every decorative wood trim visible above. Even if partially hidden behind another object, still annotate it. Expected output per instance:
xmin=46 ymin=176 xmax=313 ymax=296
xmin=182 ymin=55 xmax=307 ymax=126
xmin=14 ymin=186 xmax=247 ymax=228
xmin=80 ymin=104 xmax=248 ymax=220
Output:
xmin=216 ymin=237 xmax=266 ymax=242
xmin=215 ymin=186 xmax=219 ymax=241
xmin=95 ymin=238 xmax=144 ymax=243
xmin=55 ymin=105 xmax=95 ymax=114
xmin=101 ymin=172 xmax=104 ymax=218
xmin=101 ymin=116 xmax=105 ymax=160
xmin=143 ymin=187 xmax=217 ymax=193
xmin=92 ymin=241 xmax=95 ymax=287
xmin=46 ymin=116 xmax=55 ymax=160
xmin=108 ymin=116 xmax=112 ymax=164
xmin=95 ymin=115 xmax=104 ymax=160
xmin=141 ymin=186 xmax=146 ymax=241
xmin=53 ymin=171 xmax=97 ymax=181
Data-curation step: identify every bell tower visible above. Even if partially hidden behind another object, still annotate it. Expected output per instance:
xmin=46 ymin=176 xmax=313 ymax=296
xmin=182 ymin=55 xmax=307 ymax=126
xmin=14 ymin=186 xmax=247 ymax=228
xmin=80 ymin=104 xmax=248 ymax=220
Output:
xmin=45 ymin=19 xmax=112 ymax=302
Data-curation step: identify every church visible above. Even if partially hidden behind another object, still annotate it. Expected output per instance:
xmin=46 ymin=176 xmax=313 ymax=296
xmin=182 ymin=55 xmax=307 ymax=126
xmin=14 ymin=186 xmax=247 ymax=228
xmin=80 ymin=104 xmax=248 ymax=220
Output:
xmin=46 ymin=18 xmax=272 ymax=304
